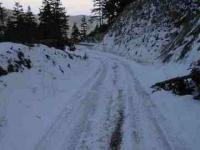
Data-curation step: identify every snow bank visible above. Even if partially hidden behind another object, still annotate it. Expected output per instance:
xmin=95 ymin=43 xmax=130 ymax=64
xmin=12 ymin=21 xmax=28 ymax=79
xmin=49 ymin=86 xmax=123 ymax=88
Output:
xmin=0 ymin=42 xmax=98 ymax=150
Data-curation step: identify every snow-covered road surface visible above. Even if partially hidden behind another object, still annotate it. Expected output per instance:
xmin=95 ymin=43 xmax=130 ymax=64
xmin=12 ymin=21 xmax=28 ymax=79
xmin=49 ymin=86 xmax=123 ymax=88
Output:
xmin=1 ymin=44 xmax=200 ymax=150
xmin=34 ymin=49 xmax=186 ymax=150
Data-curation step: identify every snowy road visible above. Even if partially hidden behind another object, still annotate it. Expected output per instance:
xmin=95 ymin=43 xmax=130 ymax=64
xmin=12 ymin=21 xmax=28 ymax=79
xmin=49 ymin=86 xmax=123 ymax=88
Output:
xmin=33 ymin=48 xmax=185 ymax=150
xmin=1 ymin=44 xmax=198 ymax=150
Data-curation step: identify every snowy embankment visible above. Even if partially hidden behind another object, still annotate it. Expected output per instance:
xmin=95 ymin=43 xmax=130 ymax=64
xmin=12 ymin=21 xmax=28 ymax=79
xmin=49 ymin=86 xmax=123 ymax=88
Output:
xmin=0 ymin=43 xmax=97 ymax=150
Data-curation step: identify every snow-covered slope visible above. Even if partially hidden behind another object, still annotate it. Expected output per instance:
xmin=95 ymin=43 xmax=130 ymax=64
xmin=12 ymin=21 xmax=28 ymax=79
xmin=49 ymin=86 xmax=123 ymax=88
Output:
xmin=99 ymin=0 xmax=200 ymax=64
xmin=0 ymin=43 xmax=95 ymax=149
xmin=162 ymin=16 xmax=200 ymax=64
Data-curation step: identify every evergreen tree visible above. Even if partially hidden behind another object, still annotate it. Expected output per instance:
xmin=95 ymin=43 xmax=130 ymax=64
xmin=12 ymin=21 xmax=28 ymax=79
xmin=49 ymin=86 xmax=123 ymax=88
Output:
xmin=4 ymin=18 xmax=14 ymax=41
xmin=0 ymin=2 xmax=5 ymax=41
xmin=93 ymin=0 xmax=133 ymax=24
xmin=71 ymin=23 xmax=81 ymax=43
xmin=50 ymin=0 xmax=69 ymax=40
xmin=0 ymin=3 xmax=4 ymax=22
xmin=5 ymin=2 xmax=26 ymax=42
xmin=38 ymin=0 xmax=69 ymax=49
xmin=103 ymin=0 xmax=119 ymax=24
xmin=39 ymin=0 xmax=69 ymax=40
xmin=14 ymin=2 xmax=26 ymax=42
xmin=92 ymin=0 xmax=105 ymax=26
xmin=24 ymin=6 xmax=37 ymax=42
xmin=38 ymin=0 xmax=53 ymax=39
xmin=80 ymin=15 xmax=88 ymax=41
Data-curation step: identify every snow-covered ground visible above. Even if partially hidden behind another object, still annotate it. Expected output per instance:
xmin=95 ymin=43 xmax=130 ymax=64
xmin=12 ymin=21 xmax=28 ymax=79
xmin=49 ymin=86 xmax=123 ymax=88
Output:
xmin=0 ymin=43 xmax=200 ymax=150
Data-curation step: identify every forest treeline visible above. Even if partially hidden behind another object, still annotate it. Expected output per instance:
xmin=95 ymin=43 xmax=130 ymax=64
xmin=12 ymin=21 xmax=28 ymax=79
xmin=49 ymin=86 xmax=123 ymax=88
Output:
xmin=0 ymin=0 xmax=89 ymax=49
xmin=0 ymin=0 xmax=133 ymax=49
xmin=0 ymin=0 xmax=70 ymax=49
xmin=0 ymin=0 xmax=200 ymax=49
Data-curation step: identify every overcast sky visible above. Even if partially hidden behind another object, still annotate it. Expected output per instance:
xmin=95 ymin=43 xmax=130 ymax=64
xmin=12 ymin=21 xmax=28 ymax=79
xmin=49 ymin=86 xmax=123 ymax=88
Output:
xmin=1 ymin=0 xmax=93 ymax=15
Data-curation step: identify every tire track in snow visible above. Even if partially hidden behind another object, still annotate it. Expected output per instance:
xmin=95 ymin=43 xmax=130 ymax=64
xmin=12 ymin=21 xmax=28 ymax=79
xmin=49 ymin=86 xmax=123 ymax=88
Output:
xmin=98 ymin=57 xmax=184 ymax=149
xmin=34 ymin=53 xmax=183 ymax=150
xmin=121 ymin=79 xmax=143 ymax=150
xmin=121 ymin=63 xmax=174 ymax=150
xmin=107 ymin=62 xmax=128 ymax=150
xmin=128 ymin=67 xmax=187 ymax=150
xmin=60 ymin=61 xmax=108 ymax=150
xmin=110 ymin=102 xmax=124 ymax=150
xmin=34 ymin=60 xmax=107 ymax=150
xmin=74 ymin=61 xmax=126 ymax=150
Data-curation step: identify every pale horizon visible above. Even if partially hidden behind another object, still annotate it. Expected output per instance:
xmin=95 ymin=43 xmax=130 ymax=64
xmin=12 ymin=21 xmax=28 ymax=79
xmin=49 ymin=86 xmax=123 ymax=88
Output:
xmin=1 ymin=0 xmax=93 ymax=15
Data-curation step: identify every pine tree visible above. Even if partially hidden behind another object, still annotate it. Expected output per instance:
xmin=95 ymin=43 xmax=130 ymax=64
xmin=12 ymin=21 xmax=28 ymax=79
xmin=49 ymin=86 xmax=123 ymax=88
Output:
xmin=0 ymin=3 xmax=4 ymax=22
xmin=0 ymin=2 xmax=5 ymax=41
xmin=14 ymin=2 xmax=26 ymax=42
xmin=50 ymin=0 xmax=69 ymax=40
xmin=80 ymin=15 xmax=88 ymax=41
xmin=92 ymin=0 xmax=105 ymax=26
xmin=96 ymin=0 xmax=133 ymax=24
xmin=5 ymin=4 xmax=37 ymax=43
xmin=38 ymin=0 xmax=69 ymax=48
xmin=103 ymin=0 xmax=118 ymax=24
xmin=5 ymin=2 xmax=26 ymax=42
xmin=4 ymin=18 xmax=15 ymax=41
xmin=38 ymin=0 xmax=53 ymax=39
xmin=71 ymin=23 xmax=81 ymax=43
xmin=24 ymin=6 xmax=37 ymax=42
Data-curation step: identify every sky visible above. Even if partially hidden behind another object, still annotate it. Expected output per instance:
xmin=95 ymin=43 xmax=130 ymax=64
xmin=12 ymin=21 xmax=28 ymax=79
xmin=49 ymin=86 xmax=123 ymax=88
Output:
xmin=1 ymin=0 xmax=93 ymax=15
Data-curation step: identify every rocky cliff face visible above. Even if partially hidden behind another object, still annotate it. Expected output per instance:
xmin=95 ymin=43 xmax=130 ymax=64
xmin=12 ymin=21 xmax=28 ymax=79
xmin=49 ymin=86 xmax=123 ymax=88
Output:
xmin=100 ymin=0 xmax=200 ymax=64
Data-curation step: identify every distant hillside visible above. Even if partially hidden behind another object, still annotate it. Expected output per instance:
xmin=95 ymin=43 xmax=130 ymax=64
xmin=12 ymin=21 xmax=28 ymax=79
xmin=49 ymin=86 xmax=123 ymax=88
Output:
xmin=68 ymin=15 xmax=97 ymax=34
